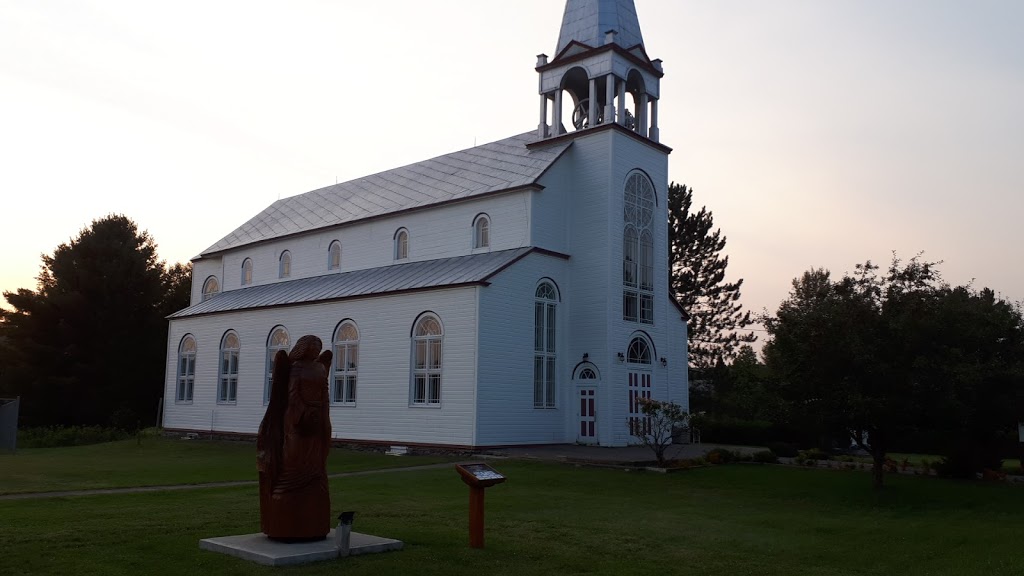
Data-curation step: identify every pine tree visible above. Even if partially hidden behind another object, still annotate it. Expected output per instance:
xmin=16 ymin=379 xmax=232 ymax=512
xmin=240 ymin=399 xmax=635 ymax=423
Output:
xmin=668 ymin=183 xmax=756 ymax=369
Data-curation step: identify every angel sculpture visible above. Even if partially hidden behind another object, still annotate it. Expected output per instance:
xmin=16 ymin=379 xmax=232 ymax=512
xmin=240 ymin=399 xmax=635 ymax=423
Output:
xmin=256 ymin=335 xmax=333 ymax=542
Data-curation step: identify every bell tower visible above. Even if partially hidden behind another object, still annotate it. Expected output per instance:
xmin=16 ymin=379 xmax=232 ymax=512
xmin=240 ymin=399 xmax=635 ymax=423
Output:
xmin=536 ymin=0 xmax=663 ymax=142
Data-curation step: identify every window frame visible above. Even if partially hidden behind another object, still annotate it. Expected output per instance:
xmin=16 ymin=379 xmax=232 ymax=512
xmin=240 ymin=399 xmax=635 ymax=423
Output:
xmin=534 ymin=281 xmax=559 ymax=409
xmin=176 ymin=335 xmax=197 ymax=404
xmin=264 ymin=326 xmax=290 ymax=403
xmin=473 ymin=214 xmax=491 ymax=249
xmin=410 ymin=313 xmax=443 ymax=406
xmin=202 ymin=276 xmax=219 ymax=302
xmin=622 ymin=171 xmax=656 ymax=325
xmin=241 ymin=258 xmax=253 ymax=286
xmin=328 ymin=241 xmax=342 ymax=271
xmin=394 ymin=228 xmax=409 ymax=260
xmin=278 ymin=251 xmax=292 ymax=279
xmin=218 ymin=331 xmax=240 ymax=404
xmin=332 ymin=320 xmax=359 ymax=406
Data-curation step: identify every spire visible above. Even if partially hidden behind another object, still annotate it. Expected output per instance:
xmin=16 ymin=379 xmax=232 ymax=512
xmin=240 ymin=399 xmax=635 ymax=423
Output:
xmin=555 ymin=0 xmax=645 ymax=55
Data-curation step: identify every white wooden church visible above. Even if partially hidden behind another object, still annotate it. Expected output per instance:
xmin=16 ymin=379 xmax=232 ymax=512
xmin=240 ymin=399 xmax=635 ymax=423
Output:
xmin=163 ymin=0 xmax=689 ymax=448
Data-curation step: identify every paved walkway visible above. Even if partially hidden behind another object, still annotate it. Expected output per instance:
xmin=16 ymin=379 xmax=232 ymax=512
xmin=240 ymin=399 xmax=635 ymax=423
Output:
xmin=2 ymin=443 xmax=766 ymax=501
xmin=482 ymin=442 xmax=763 ymax=465
xmin=0 ymin=463 xmax=454 ymax=501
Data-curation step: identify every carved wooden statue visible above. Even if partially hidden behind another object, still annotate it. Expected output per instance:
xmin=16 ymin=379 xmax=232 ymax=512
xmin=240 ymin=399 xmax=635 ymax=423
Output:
xmin=257 ymin=335 xmax=333 ymax=542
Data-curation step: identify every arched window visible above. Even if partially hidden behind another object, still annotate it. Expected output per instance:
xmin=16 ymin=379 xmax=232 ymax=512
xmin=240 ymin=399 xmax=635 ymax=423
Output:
xmin=577 ymin=367 xmax=598 ymax=380
xmin=411 ymin=314 xmax=442 ymax=405
xmin=264 ymin=326 xmax=290 ymax=403
xmin=623 ymin=171 xmax=655 ymax=324
xmin=473 ymin=214 xmax=490 ymax=249
xmin=202 ymin=276 xmax=219 ymax=302
xmin=176 ymin=335 xmax=196 ymax=403
xmin=394 ymin=228 xmax=409 ymax=260
xmin=278 ymin=251 xmax=291 ymax=278
xmin=332 ymin=321 xmax=358 ymax=404
xmin=218 ymin=331 xmax=240 ymax=403
xmin=534 ymin=281 xmax=558 ymax=408
xmin=328 ymin=241 xmax=342 ymax=271
xmin=627 ymin=337 xmax=652 ymax=365
xmin=241 ymin=258 xmax=253 ymax=286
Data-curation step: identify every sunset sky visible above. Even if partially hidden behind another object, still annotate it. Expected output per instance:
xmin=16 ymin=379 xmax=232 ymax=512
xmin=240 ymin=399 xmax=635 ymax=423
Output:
xmin=2 ymin=0 xmax=1021 ymax=345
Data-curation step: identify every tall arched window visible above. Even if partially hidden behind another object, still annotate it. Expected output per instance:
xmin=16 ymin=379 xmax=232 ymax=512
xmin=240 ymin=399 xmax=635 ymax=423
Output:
xmin=332 ymin=321 xmax=358 ymax=404
xmin=176 ymin=335 xmax=197 ymax=403
xmin=218 ymin=331 xmax=240 ymax=403
xmin=534 ymin=281 xmax=558 ymax=408
xmin=279 ymin=251 xmax=292 ymax=278
xmin=473 ymin=214 xmax=490 ymax=249
xmin=411 ymin=314 xmax=442 ymax=405
xmin=202 ymin=276 xmax=219 ymax=302
xmin=328 ymin=241 xmax=342 ymax=271
xmin=394 ymin=228 xmax=409 ymax=260
xmin=264 ymin=326 xmax=290 ymax=403
xmin=241 ymin=258 xmax=253 ymax=286
xmin=623 ymin=171 xmax=655 ymax=324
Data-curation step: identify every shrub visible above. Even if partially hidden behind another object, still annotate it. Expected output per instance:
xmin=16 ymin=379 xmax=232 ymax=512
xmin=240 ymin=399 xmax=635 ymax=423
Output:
xmin=752 ymin=450 xmax=778 ymax=464
xmin=705 ymin=448 xmax=737 ymax=465
xmin=798 ymin=448 xmax=830 ymax=461
xmin=16 ymin=426 xmax=131 ymax=449
xmin=767 ymin=442 xmax=799 ymax=458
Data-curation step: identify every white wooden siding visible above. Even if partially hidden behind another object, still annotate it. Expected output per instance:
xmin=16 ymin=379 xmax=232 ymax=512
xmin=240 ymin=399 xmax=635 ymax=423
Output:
xmin=475 ymin=252 xmax=570 ymax=445
xmin=163 ymin=287 xmax=479 ymax=446
xmin=209 ymin=192 xmax=532 ymax=296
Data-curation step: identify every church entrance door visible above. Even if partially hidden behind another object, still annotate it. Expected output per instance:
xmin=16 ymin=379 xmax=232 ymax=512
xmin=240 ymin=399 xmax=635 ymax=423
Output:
xmin=576 ymin=387 xmax=598 ymax=444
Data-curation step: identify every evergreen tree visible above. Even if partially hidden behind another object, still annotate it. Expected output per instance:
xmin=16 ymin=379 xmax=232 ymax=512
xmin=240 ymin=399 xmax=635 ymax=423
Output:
xmin=0 ymin=215 xmax=190 ymax=428
xmin=668 ymin=183 xmax=756 ymax=369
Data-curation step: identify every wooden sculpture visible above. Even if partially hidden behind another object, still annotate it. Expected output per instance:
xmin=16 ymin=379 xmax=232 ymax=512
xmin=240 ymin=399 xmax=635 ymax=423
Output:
xmin=257 ymin=335 xmax=333 ymax=542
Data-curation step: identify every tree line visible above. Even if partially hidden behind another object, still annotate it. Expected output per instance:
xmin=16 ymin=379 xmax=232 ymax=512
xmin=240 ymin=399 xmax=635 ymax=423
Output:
xmin=0 ymin=215 xmax=191 ymax=430
xmin=670 ymin=182 xmax=1024 ymax=487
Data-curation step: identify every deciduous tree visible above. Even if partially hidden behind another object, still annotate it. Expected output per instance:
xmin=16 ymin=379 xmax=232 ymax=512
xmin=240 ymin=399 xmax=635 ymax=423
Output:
xmin=0 ymin=215 xmax=191 ymax=428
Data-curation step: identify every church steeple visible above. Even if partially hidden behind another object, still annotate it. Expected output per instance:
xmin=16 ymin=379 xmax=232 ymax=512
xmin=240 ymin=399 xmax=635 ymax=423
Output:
xmin=536 ymin=0 xmax=663 ymax=142
xmin=556 ymin=0 xmax=645 ymax=55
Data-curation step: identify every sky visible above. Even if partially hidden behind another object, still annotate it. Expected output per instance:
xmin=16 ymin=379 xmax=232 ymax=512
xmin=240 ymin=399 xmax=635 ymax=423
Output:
xmin=2 ymin=0 xmax=1022 ymax=344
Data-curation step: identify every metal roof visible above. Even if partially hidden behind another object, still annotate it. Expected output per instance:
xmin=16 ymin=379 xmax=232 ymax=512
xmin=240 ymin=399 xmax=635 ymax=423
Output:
xmin=200 ymin=132 xmax=571 ymax=257
xmin=556 ymin=0 xmax=645 ymax=55
xmin=170 ymin=248 xmax=536 ymax=319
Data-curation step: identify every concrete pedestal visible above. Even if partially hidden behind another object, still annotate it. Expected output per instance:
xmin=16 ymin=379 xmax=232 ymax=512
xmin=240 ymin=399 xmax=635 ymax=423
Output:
xmin=199 ymin=530 xmax=403 ymax=566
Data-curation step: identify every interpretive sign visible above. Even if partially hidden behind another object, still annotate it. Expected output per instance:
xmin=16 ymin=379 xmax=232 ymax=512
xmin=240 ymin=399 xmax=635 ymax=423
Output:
xmin=454 ymin=462 xmax=506 ymax=548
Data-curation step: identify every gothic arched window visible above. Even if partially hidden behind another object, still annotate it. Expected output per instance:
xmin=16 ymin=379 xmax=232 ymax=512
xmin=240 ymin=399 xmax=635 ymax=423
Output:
xmin=202 ymin=276 xmax=219 ymax=302
xmin=332 ymin=321 xmax=358 ymax=404
xmin=218 ymin=331 xmax=240 ymax=403
xmin=264 ymin=326 xmax=290 ymax=403
xmin=411 ymin=314 xmax=442 ymax=405
xmin=623 ymin=171 xmax=655 ymax=324
xmin=241 ymin=258 xmax=253 ymax=286
xmin=176 ymin=335 xmax=196 ymax=403
xmin=279 ymin=251 xmax=292 ymax=278
xmin=328 ymin=241 xmax=342 ymax=271
xmin=534 ymin=281 xmax=558 ymax=408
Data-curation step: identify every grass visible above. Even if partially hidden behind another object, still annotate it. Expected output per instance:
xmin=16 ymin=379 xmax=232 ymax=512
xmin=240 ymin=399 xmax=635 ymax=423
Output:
xmin=1 ymin=459 xmax=1023 ymax=575
xmin=0 ymin=436 xmax=455 ymax=495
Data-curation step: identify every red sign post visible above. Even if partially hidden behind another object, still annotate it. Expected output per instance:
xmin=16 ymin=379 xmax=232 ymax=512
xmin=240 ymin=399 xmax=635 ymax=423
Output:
xmin=455 ymin=463 xmax=506 ymax=548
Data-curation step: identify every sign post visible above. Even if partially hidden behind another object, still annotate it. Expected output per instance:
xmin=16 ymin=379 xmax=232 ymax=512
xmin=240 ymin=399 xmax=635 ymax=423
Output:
xmin=455 ymin=462 xmax=506 ymax=549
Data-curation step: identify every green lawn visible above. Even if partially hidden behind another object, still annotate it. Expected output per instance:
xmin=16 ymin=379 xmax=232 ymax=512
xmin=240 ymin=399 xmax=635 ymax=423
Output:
xmin=0 ymin=437 xmax=454 ymax=494
xmin=1 ymin=461 xmax=1022 ymax=576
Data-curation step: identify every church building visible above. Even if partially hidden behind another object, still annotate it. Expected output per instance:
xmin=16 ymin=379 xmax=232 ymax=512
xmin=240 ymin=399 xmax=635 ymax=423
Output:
xmin=163 ymin=0 xmax=689 ymax=448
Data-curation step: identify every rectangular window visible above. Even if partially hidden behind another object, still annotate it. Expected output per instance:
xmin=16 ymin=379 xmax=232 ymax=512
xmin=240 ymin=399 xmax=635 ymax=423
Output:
xmin=177 ymin=355 xmax=195 ymax=402
xmin=640 ymin=294 xmax=654 ymax=324
xmin=623 ymin=291 xmax=638 ymax=322
xmin=219 ymin=350 xmax=239 ymax=403
xmin=533 ymin=299 xmax=557 ymax=409
xmin=332 ymin=342 xmax=358 ymax=405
